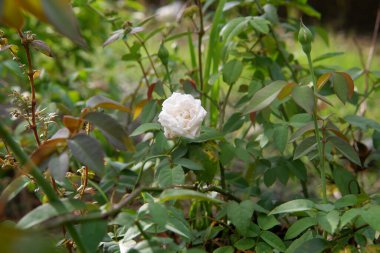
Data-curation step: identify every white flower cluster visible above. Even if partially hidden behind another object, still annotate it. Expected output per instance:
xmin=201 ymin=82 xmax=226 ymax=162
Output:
xmin=158 ymin=92 xmax=207 ymax=139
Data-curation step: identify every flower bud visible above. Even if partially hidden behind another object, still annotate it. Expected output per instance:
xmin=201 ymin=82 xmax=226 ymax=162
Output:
xmin=158 ymin=43 xmax=169 ymax=66
xmin=298 ymin=21 xmax=313 ymax=54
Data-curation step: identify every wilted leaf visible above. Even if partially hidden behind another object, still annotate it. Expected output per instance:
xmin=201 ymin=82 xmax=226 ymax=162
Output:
xmin=30 ymin=138 xmax=67 ymax=166
xmin=317 ymin=72 xmax=332 ymax=90
xmin=277 ymin=82 xmax=296 ymax=100
xmin=63 ymin=115 xmax=83 ymax=133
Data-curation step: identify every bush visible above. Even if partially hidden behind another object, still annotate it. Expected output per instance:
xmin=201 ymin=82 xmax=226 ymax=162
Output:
xmin=1 ymin=0 xmax=380 ymax=252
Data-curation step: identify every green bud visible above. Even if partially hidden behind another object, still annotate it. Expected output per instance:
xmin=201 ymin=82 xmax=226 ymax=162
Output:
xmin=158 ymin=43 xmax=169 ymax=66
xmin=298 ymin=21 xmax=313 ymax=54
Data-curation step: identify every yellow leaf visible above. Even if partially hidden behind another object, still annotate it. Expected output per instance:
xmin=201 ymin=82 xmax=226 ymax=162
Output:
xmin=277 ymin=82 xmax=296 ymax=100
xmin=133 ymin=99 xmax=148 ymax=120
xmin=0 ymin=0 xmax=24 ymax=29
xmin=16 ymin=0 xmax=47 ymax=22
xmin=33 ymin=70 xmax=40 ymax=79
xmin=317 ymin=72 xmax=332 ymax=90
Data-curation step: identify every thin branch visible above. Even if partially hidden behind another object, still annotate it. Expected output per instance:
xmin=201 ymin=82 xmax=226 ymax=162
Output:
xmin=195 ymin=0 xmax=205 ymax=91
xmin=17 ymin=30 xmax=40 ymax=146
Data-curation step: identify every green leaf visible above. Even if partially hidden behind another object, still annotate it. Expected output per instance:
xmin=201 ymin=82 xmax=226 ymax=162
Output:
xmin=334 ymin=194 xmax=358 ymax=209
xmin=286 ymin=230 xmax=313 ymax=253
xmin=293 ymin=238 xmax=329 ymax=253
xmin=159 ymin=189 xmax=224 ymax=204
xmin=0 ymin=175 xmax=30 ymax=203
xmin=190 ymin=127 xmax=224 ymax=143
xmin=130 ymin=123 xmax=161 ymax=136
xmin=86 ymin=95 xmax=130 ymax=112
xmin=79 ymin=220 xmax=107 ymax=253
xmin=213 ymin=246 xmax=234 ymax=253
xmin=292 ymin=86 xmax=315 ymax=114
xmin=41 ymin=0 xmax=87 ymax=47
xmin=84 ymin=112 xmax=130 ymax=150
xmin=223 ymin=112 xmax=245 ymax=133
xmin=158 ymin=165 xmax=185 ymax=187
xmin=313 ymin=52 xmax=344 ymax=63
xmin=234 ymin=238 xmax=255 ymax=250
xmin=220 ymin=17 xmax=249 ymax=42
xmin=17 ymin=198 xmax=85 ymax=228
xmin=286 ymin=160 xmax=307 ymax=181
xmin=255 ymin=242 xmax=273 ymax=253
xmin=222 ymin=60 xmax=243 ymax=85
xmin=332 ymin=72 xmax=349 ymax=104
xmin=340 ymin=208 xmax=360 ymax=229
xmin=361 ymin=205 xmax=380 ymax=232
xmin=176 ymin=158 xmax=204 ymax=171
xmin=68 ymin=134 xmax=105 ymax=175
xmin=270 ymin=199 xmax=315 ymax=215
xmin=328 ymin=136 xmax=361 ymax=166
xmin=246 ymin=80 xmax=288 ymax=113
xmin=317 ymin=210 xmax=339 ymax=234
xmin=249 ymin=16 xmax=270 ymax=34
xmin=289 ymin=121 xmax=322 ymax=142
xmin=344 ymin=115 xmax=380 ymax=132
xmin=258 ymin=214 xmax=280 ymax=230
xmin=293 ymin=136 xmax=317 ymax=160
xmin=48 ymin=151 xmax=69 ymax=181
xmin=285 ymin=217 xmax=317 ymax=240
xmin=332 ymin=166 xmax=360 ymax=195
xmin=260 ymin=230 xmax=286 ymax=252
xmin=273 ymin=125 xmax=288 ymax=153
xmin=227 ymin=200 xmax=254 ymax=236
xmin=148 ymin=203 xmax=168 ymax=227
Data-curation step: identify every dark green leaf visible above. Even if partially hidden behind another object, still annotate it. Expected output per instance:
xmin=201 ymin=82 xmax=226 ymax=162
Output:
xmin=234 ymin=238 xmax=255 ymax=250
xmin=41 ymin=0 xmax=87 ymax=47
xmin=332 ymin=166 xmax=360 ymax=195
xmin=176 ymin=158 xmax=204 ymax=171
xmin=79 ymin=220 xmax=107 ymax=253
xmin=328 ymin=136 xmax=361 ymax=166
xmin=273 ymin=125 xmax=288 ymax=153
xmin=293 ymin=238 xmax=329 ymax=253
xmin=334 ymin=194 xmax=358 ymax=209
xmin=68 ymin=134 xmax=105 ymax=175
xmin=260 ymin=230 xmax=286 ymax=252
xmin=148 ymin=203 xmax=168 ymax=227
xmin=223 ymin=113 xmax=245 ymax=133
xmin=84 ymin=112 xmax=129 ymax=150
xmin=293 ymin=136 xmax=317 ymax=160
xmin=317 ymin=210 xmax=339 ymax=234
xmin=213 ymin=246 xmax=234 ymax=253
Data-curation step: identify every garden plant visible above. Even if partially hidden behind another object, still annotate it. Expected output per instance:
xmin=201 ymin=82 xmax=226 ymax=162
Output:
xmin=1 ymin=0 xmax=380 ymax=252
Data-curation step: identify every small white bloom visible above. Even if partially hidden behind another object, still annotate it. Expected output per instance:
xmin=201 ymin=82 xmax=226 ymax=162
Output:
xmin=158 ymin=92 xmax=207 ymax=139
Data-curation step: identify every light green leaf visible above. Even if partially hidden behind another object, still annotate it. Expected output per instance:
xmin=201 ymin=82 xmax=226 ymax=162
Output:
xmin=292 ymin=86 xmax=315 ymax=114
xmin=270 ymin=199 xmax=315 ymax=215
xmin=227 ymin=200 xmax=254 ymax=236
xmin=285 ymin=217 xmax=317 ymax=240
xmin=258 ymin=214 xmax=280 ymax=230
xmin=130 ymin=123 xmax=161 ymax=136
xmin=249 ymin=16 xmax=270 ymax=34
xmin=148 ymin=203 xmax=168 ymax=227
xmin=246 ymin=80 xmax=288 ymax=113
xmin=223 ymin=60 xmax=243 ymax=85
xmin=334 ymin=194 xmax=358 ymax=209
xmin=317 ymin=210 xmax=339 ymax=234
xmin=159 ymin=189 xmax=224 ymax=204
xmin=313 ymin=52 xmax=344 ymax=63
xmin=361 ymin=205 xmax=380 ymax=232
xmin=158 ymin=165 xmax=185 ymax=187
xmin=18 ymin=198 xmax=85 ymax=228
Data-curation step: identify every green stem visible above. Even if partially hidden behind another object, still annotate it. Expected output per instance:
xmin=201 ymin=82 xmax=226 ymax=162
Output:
xmin=306 ymin=53 xmax=327 ymax=203
xmin=0 ymin=123 xmax=88 ymax=253
xmin=219 ymin=84 xmax=233 ymax=130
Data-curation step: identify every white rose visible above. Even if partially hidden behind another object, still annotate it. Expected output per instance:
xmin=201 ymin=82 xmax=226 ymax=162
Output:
xmin=158 ymin=92 xmax=207 ymax=139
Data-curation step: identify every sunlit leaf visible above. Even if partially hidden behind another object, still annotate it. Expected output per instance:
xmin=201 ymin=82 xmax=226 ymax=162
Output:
xmin=245 ymin=80 xmax=287 ymax=113
xmin=317 ymin=72 xmax=332 ymax=90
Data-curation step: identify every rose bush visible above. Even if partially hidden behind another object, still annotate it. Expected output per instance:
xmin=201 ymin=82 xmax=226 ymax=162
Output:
xmin=158 ymin=92 xmax=207 ymax=139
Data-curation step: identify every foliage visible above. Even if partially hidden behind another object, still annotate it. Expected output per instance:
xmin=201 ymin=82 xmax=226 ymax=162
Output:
xmin=1 ymin=0 xmax=380 ymax=252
